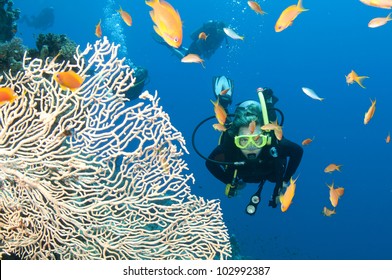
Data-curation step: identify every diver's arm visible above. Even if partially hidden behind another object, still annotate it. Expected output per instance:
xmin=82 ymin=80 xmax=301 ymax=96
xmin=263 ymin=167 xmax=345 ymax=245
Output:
xmin=279 ymin=138 xmax=303 ymax=182
xmin=205 ymin=146 xmax=233 ymax=184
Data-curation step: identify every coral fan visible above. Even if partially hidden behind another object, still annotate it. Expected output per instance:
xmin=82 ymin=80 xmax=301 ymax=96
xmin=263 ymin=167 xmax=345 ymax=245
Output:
xmin=0 ymin=37 xmax=231 ymax=260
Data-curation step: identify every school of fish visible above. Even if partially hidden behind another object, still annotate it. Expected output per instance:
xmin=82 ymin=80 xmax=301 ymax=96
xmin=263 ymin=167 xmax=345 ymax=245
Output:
xmin=1 ymin=0 xmax=389 ymax=218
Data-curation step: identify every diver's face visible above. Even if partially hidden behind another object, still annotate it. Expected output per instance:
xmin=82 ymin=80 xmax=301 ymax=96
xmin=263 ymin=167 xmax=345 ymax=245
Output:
xmin=237 ymin=125 xmax=262 ymax=160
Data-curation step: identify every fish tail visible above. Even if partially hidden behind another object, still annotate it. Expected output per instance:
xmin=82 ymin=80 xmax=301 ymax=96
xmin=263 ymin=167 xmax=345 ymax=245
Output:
xmin=297 ymin=0 xmax=309 ymax=12
xmin=387 ymin=12 xmax=392 ymax=20
xmin=356 ymin=75 xmax=369 ymax=88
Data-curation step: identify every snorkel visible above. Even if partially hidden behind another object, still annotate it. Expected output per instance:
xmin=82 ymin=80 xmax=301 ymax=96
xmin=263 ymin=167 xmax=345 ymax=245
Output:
xmin=236 ymin=88 xmax=269 ymax=160
xmin=257 ymin=87 xmax=270 ymax=127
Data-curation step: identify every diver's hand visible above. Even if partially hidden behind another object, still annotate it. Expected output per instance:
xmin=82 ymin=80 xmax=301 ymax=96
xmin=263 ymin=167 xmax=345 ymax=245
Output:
xmin=225 ymin=183 xmax=237 ymax=198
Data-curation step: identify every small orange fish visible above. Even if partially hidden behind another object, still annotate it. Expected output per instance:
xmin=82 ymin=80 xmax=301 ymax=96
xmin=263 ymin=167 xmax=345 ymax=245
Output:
xmin=198 ymin=32 xmax=208 ymax=40
xmin=0 ymin=87 xmax=18 ymax=106
xmin=220 ymin=88 xmax=230 ymax=95
xmin=181 ymin=53 xmax=205 ymax=68
xmin=345 ymin=70 xmax=369 ymax=88
xmin=360 ymin=0 xmax=392 ymax=9
xmin=279 ymin=176 xmax=298 ymax=212
xmin=248 ymin=120 xmax=256 ymax=134
xmin=386 ymin=132 xmax=390 ymax=143
xmin=95 ymin=19 xmax=102 ymax=38
xmin=301 ymin=137 xmax=314 ymax=146
xmin=53 ymin=70 xmax=84 ymax=91
xmin=275 ymin=0 xmax=309 ymax=32
xmin=324 ymin=163 xmax=342 ymax=173
xmin=248 ymin=1 xmax=267 ymax=15
xmin=368 ymin=13 xmax=392 ymax=28
xmin=322 ymin=206 xmax=336 ymax=217
xmin=146 ymin=0 xmax=183 ymax=48
xmin=364 ymin=98 xmax=376 ymax=125
xmin=118 ymin=6 xmax=132 ymax=26
xmin=327 ymin=182 xmax=344 ymax=207
xmin=261 ymin=120 xmax=283 ymax=140
xmin=210 ymin=98 xmax=227 ymax=125
xmin=212 ymin=123 xmax=227 ymax=132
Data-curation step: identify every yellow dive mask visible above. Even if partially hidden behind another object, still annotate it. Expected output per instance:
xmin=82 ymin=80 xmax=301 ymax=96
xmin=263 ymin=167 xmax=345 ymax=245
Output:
xmin=234 ymin=134 xmax=268 ymax=149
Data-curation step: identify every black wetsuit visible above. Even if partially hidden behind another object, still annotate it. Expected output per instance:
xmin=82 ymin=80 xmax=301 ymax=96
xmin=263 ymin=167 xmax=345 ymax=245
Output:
xmin=206 ymin=134 xmax=303 ymax=199
xmin=187 ymin=20 xmax=227 ymax=59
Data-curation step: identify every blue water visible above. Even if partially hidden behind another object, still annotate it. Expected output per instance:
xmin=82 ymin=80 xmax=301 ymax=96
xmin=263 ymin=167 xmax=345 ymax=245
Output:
xmin=14 ymin=0 xmax=392 ymax=260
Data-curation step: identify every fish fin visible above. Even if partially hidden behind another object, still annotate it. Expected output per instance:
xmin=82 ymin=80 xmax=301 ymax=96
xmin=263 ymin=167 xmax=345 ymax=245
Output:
xmin=297 ymin=0 xmax=309 ymax=12
xmin=355 ymin=75 xmax=369 ymax=88
xmin=336 ymin=188 xmax=344 ymax=197
xmin=145 ymin=0 xmax=159 ymax=8
xmin=153 ymin=25 xmax=163 ymax=38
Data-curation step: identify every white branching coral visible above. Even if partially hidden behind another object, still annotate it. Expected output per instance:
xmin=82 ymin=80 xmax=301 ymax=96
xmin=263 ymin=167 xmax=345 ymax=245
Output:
xmin=0 ymin=37 xmax=231 ymax=260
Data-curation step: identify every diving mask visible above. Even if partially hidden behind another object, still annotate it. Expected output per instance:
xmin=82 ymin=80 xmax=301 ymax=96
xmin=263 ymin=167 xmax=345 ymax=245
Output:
xmin=234 ymin=133 xmax=268 ymax=149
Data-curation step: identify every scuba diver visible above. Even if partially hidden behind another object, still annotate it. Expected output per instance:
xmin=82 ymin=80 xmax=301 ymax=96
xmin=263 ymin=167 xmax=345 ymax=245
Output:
xmin=192 ymin=76 xmax=303 ymax=215
xmin=125 ymin=66 xmax=149 ymax=101
xmin=21 ymin=7 xmax=55 ymax=30
xmin=153 ymin=20 xmax=228 ymax=60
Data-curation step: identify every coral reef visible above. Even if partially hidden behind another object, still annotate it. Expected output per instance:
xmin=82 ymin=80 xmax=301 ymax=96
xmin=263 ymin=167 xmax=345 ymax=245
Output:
xmin=0 ymin=37 xmax=232 ymax=260
xmin=0 ymin=37 xmax=25 ymax=74
xmin=0 ymin=0 xmax=20 ymax=43
xmin=0 ymin=33 xmax=78 ymax=76
xmin=28 ymin=33 xmax=77 ymax=64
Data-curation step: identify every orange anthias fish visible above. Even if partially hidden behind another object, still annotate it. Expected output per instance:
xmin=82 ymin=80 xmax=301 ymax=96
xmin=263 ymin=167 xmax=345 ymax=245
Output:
xmin=54 ymin=70 xmax=84 ymax=91
xmin=261 ymin=120 xmax=283 ymax=140
xmin=301 ymin=137 xmax=314 ymax=146
xmin=95 ymin=19 xmax=102 ymax=38
xmin=248 ymin=1 xmax=267 ymax=15
xmin=364 ymin=98 xmax=376 ymax=125
xmin=212 ymin=123 xmax=227 ymax=132
xmin=386 ymin=132 xmax=391 ymax=143
xmin=220 ymin=88 xmax=230 ymax=95
xmin=279 ymin=176 xmax=298 ymax=212
xmin=327 ymin=182 xmax=344 ymax=208
xmin=275 ymin=0 xmax=309 ymax=32
xmin=146 ymin=0 xmax=183 ymax=48
xmin=324 ymin=163 xmax=342 ymax=173
xmin=181 ymin=53 xmax=205 ymax=68
xmin=198 ymin=32 xmax=208 ymax=40
xmin=118 ymin=6 xmax=132 ymax=26
xmin=0 ymin=87 xmax=18 ymax=106
xmin=248 ymin=120 xmax=256 ymax=134
xmin=360 ymin=0 xmax=392 ymax=9
xmin=322 ymin=206 xmax=336 ymax=217
xmin=210 ymin=98 xmax=227 ymax=125
xmin=368 ymin=13 xmax=392 ymax=28
xmin=345 ymin=70 xmax=369 ymax=88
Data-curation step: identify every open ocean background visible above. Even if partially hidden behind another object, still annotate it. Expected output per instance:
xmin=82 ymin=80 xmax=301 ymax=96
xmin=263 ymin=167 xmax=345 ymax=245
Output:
xmin=14 ymin=0 xmax=392 ymax=259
